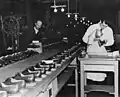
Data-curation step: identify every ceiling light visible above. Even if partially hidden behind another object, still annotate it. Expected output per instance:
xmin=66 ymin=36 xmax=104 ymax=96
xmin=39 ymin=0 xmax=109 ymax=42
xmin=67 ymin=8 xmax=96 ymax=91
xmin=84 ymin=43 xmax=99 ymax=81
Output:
xmin=75 ymin=14 xmax=78 ymax=18
xmin=74 ymin=14 xmax=78 ymax=21
xmin=74 ymin=25 xmax=76 ymax=27
xmin=70 ymin=21 xmax=72 ymax=24
xmin=80 ymin=20 xmax=82 ymax=22
xmin=66 ymin=0 xmax=71 ymax=18
xmin=77 ymin=22 xmax=79 ymax=24
xmin=73 ymin=13 xmax=79 ymax=21
xmin=75 ymin=17 xmax=77 ymax=21
xmin=61 ymin=8 xmax=65 ymax=12
xmin=81 ymin=17 xmax=86 ymax=21
xmin=66 ymin=13 xmax=71 ymax=18
xmin=68 ymin=14 xmax=70 ymax=18
xmin=54 ymin=8 xmax=57 ymax=13
xmin=83 ymin=22 xmax=85 ymax=24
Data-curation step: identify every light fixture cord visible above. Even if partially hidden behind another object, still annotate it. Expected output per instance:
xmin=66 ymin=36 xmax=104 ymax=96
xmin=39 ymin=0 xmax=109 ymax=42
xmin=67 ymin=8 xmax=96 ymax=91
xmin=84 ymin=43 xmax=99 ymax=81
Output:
xmin=67 ymin=0 xmax=70 ymax=13
xmin=76 ymin=0 xmax=78 ymax=13
xmin=53 ymin=0 xmax=56 ymax=6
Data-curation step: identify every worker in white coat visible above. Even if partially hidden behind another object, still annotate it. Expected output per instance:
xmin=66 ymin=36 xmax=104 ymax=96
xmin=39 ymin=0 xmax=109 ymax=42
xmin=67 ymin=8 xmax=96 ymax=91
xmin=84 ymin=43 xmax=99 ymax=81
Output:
xmin=82 ymin=20 xmax=115 ymax=82
xmin=82 ymin=20 xmax=114 ymax=55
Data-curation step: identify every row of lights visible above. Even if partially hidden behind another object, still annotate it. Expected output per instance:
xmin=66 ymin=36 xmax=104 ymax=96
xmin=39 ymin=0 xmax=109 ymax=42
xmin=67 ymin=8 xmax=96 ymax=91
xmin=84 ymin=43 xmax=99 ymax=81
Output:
xmin=51 ymin=5 xmax=66 ymax=13
xmin=53 ymin=7 xmax=65 ymax=12
xmin=80 ymin=17 xmax=93 ymax=26
xmin=51 ymin=7 xmax=79 ymax=21
xmin=50 ymin=2 xmax=93 ymax=27
xmin=66 ymin=17 xmax=93 ymax=27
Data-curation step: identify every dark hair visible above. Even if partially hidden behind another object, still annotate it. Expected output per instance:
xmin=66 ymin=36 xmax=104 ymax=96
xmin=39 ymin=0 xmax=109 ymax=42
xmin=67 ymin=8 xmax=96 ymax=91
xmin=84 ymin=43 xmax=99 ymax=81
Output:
xmin=105 ymin=20 xmax=117 ymax=33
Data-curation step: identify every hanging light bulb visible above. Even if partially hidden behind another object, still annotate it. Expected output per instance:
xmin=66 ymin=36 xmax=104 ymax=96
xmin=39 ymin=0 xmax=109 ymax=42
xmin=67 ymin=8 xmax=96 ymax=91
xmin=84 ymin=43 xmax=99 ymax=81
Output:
xmin=90 ymin=22 xmax=92 ymax=24
xmin=81 ymin=17 xmax=86 ymax=21
xmin=54 ymin=8 xmax=57 ymax=13
xmin=74 ymin=14 xmax=78 ymax=21
xmin=77 ymin=22 xmax=79 ymax=24
xmin=66 ymin=24 xmax=69 ymax=27
xmin=80 ymin=20 xmax=82 ymax=22
xmin=67 ymin=14 xmax=70 ymax=18
xmin=75 ymin=17 xmax=77 ymax=21
xmin=74 ymin=25 xmax=76 ymax=27
xmin=66 ymin=0 xmax=71 ymax=18
xmin=51 ymin=0 xmax=57 ymax=13
xmin=82 ymin=18 xmax=85 ymax=21
xmin=61 ymin=8 xmax=65 ymax=12
xmin=83 ymin=22 xmax=85 ymax=24
xmin=74 ymin=0 xmax=79 ymax=21
xmin=75 ymin=14 xmax=78 ymax=18
xmin=70 ymin=21 xmax=72 ymax=24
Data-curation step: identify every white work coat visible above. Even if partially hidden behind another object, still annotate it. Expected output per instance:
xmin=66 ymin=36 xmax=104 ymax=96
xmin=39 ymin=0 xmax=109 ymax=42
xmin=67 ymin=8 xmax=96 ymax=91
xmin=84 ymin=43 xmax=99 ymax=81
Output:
xmin=82 ymin=23 xmax=114 ymax=81
xmin=82 ymin=23 xmax=114 ymax=54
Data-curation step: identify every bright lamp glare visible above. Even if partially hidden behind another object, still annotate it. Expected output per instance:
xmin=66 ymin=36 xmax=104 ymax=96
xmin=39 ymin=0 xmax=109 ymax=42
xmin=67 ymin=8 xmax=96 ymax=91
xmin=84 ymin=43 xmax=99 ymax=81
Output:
xmin=54 ymin=8 xmax=57 ymax=13
xmin=61 ymin=8 xmax=65 ymax=12
xmin=67 ymin=14 xmax=70 ymax=18
xmin=75 ymin=17 xmax=77 ymax=21
xmin=75 ymin=14 xmax=77 ymax=18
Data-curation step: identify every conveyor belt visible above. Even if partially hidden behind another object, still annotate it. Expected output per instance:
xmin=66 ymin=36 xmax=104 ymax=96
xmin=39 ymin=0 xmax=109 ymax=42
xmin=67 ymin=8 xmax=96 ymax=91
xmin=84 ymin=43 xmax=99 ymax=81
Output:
xmin=0 ymin=49 xmax=60 ymax=83
xmin=22 ymin=45 xmax=81 ymax=97
xmin=0 ymin=43 xmax=81 ymax=97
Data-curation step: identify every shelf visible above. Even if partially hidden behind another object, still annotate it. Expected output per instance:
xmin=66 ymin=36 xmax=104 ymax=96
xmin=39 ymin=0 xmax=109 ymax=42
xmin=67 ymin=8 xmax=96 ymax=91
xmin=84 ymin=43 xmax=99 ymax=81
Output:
xmin=58 ymin=67 xmax=75 ymax=91
xmin=85 ymin=85 xmax=114 ymax=94
xmin=84 ymin=65 xmax=114 ymax=72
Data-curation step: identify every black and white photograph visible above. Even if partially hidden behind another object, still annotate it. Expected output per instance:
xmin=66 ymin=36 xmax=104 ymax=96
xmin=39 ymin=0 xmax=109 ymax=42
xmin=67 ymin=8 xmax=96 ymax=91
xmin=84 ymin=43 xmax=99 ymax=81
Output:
xmin=0 ymin=0 xmax=120 ymax=97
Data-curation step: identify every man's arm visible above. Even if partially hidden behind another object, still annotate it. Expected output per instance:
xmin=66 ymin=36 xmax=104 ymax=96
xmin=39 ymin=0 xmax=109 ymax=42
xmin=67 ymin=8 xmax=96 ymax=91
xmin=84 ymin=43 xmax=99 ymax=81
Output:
xmin=82 ymin=24 xmax=98 ymax=44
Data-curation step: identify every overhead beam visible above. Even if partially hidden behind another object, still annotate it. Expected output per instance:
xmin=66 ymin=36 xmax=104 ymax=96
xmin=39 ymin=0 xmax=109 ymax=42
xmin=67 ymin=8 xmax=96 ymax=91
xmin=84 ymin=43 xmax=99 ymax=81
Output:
xmin=42 ymin=0 xmax=68 ymax=3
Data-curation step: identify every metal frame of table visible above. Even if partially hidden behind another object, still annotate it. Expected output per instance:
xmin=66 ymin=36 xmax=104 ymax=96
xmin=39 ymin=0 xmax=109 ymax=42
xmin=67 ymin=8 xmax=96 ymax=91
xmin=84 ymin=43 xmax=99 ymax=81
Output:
xmin=79 ymin=58 xmax=118 ymax=97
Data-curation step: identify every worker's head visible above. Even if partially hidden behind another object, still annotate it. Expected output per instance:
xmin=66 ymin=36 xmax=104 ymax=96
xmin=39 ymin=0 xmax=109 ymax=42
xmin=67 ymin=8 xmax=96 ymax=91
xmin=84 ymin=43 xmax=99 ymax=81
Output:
xmin=35 ymin=20 xmax=42 ymax=29
xmin=99 ymin=20 xmax=108 ymax=29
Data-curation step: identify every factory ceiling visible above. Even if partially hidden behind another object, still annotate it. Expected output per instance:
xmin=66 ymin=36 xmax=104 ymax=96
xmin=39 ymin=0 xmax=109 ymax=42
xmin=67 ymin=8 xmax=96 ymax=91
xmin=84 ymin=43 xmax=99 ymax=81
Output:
xmin=40 ymin=0 xmax=120 ymax=10
xmin=0 ymin=0 xmax=119 ymax=11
